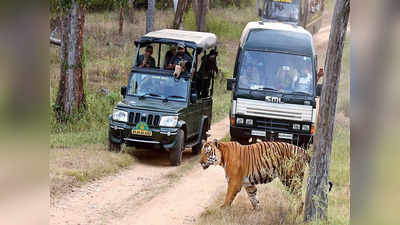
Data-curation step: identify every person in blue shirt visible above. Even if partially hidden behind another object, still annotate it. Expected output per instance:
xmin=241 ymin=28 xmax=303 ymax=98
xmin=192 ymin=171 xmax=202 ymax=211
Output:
xmin=167 ymin=42 xmax=192 ymax=71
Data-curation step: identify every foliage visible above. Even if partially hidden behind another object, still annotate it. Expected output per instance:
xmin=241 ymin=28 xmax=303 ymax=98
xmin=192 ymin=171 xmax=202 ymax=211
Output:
xmin=50 ymin=0 xmax=92 ymax=13
xmin=50 ymin=89 xmax=121 ymax=148
xmin=184 ymin=6 xmax=257 ymax=40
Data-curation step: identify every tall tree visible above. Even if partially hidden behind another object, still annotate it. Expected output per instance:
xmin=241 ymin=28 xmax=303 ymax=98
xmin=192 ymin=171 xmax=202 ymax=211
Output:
xmin=146 ymin=0 xmax=155 ymax=33
xmin=173 ymin=0 xmax=188 ymax=29
xmin=55 ymin=0 xmax=86 ymax=118
xmin=193 ymin=0 xmax=209 ymax=32
xmin=303 ymin=0 xmax=350 ymax=221
xmin=117 ymin=0 xmax=129 ymax=36
xmin=119 ymin=6 xmax=124 ymax=35
xmin=256 ymin=0 xmax=263 ymax=16
xmin=233 ymin=0 xmax=241 ymax=8
xmin=127 ymin=0 xmax=135 ymax=24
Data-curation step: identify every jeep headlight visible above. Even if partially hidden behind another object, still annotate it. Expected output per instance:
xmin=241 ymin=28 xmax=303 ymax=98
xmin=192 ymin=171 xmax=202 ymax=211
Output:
xmin=112 ymin=109 xmax=128 ymax=122
xmin=159 ymin=116 xmax=178 ymax=127
xmin=302 ymin=124 xmax=310 ymax=131
xmin=245 ymin=119 xmax=253 ymax=126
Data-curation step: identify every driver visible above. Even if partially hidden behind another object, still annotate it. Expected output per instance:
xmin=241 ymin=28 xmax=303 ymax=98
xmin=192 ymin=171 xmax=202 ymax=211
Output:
xmin=238 ymin=59 xmax=263 ymax=89
xmin=137 ymin=76 xmax=160 ymax=95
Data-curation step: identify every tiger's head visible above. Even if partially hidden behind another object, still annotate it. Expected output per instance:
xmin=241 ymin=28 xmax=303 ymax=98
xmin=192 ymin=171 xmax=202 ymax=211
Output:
xmin=200 ymin=139 xmax=222 ymax=170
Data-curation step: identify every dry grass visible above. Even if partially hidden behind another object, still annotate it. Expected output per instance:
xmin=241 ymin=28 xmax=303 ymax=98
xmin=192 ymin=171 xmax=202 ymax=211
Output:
xmin=49 ymin=146 xmax=134 ymax=201
xmin=197 ymin=123 xmax=350 ymax=225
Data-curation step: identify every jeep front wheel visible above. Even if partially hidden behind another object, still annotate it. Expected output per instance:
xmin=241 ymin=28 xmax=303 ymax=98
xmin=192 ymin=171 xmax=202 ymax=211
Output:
xmin=109 ymin=138 xmax=122 ymax=152
xmin=169 ymin=129 xmax=184 ymax=166
xmin=192 ymin=121 xmax=208 ymax=155
xmin=108 ymin=130 xmax=122 ymax=152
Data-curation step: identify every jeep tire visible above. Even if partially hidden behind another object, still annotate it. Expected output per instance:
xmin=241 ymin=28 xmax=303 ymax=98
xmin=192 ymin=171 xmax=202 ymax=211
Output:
xmin=108 ymin=135 xmax=122 ymax=152
xmin=170 ymin=129 xmax=184 ymax=166
xmin=192 ymin=121 xmax=208 ymax=155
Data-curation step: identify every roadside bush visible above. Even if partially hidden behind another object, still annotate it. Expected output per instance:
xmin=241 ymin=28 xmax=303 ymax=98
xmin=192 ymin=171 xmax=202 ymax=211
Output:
xmin=50 ymin=90 xmax=122 ymax=148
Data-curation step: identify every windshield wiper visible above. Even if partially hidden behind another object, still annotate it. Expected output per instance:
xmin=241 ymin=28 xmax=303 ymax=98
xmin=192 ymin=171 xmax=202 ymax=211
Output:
xmin=288 ymin=91 xmax=312 ymax=96
xmin=139 ymin=92 xmax=161 ymax=99
xmin=257 ymin=87 xmax=278 ymax=92
xmin=163 ymin=95 xmax=186 ymax=102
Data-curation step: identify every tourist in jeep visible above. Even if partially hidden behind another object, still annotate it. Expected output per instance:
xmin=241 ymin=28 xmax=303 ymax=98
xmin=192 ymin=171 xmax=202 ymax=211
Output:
xmin=137 ymin=45 xmax=156 ymax=68
xmin=167 ymin=42 xmax=193 ymax=71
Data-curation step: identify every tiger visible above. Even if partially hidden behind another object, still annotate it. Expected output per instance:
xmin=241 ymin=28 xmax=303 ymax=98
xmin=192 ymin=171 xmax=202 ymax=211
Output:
xmin=200 ymin=139 xmax=332 ymax=211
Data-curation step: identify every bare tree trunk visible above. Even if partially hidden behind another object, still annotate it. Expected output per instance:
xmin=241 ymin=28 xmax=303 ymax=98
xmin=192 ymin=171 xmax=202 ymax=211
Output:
xmin=173 ymin=0 xmax=187 ymax=29
xmin=256 ymin=0 xmax=263 ymax=16
xmin=193 ymin=0 xmax=209 ymax=31
xmin=146 ymin=0 xmax=155 ymax=33
xmin=55 ymin=1 xmax=86 ymax=118
xmin=119 ymin=6 xmax=124 ymax=36
xmin=126 ymin=0 xmax=135 ymax=24
xmin=233 ymin=0 xmax=241 ymax=8
xmin=303 ymin=0 xmax=350 ymax=222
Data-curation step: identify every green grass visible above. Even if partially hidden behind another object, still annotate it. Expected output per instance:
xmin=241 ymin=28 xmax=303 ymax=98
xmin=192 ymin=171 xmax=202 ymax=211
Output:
xmin=50 ymin=89 xmax=121 ymax=148
xmin=325 ymin=0 xmax=335 ymax=11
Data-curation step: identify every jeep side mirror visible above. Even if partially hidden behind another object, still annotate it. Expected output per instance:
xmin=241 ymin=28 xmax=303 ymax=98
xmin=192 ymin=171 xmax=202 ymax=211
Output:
xmin=316 ymin=84 xmax=322 ymax=97
xmin=121 ymin=86 xmax=127 ymax=97
xmin=227 ymin=78 xmax=236 ymax=91
xmin=191 ymin=93 xmax=198 ymax=103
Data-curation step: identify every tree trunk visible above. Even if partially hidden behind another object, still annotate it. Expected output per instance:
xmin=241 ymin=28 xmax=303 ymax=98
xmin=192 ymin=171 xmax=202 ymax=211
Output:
xmin=256 ymin=0 xmax=263 ymax=16
xmin=55 ymin=1 xmax=86 ymax=118
xmin=233 ymin=0 xmax=241 ymax=8
xmin=146 ymin=0 xmax=155 ymax=33
xmin=303 ymin=0 xmax=350 ymax=222
xmin=173 ymin=0 xmax=187 ymax=29
xmin=193 ymin=0 xmax=208 ymax=31
xmin=127 ymin=0 xmax=135 ymax=24
xmin=119 ymin=6 xmax=124 ymax=36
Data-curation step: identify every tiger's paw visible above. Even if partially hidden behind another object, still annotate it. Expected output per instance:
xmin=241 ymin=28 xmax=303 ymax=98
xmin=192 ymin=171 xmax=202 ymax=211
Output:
xmin=219 ymin=204 xmax=231 ymax=209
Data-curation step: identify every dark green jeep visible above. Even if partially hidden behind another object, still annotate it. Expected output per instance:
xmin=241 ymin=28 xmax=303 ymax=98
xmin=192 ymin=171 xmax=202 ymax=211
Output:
xmin=108 ymin=29 xmax=218 ymax=166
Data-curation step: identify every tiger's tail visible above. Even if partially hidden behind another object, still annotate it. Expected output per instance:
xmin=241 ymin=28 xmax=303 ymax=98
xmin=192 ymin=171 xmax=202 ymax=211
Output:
xmin=302 ymin=147 xmax=333 ymax=192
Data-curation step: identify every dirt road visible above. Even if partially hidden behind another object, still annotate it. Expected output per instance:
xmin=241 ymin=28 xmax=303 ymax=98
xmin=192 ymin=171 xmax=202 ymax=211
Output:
xmin=50 ymin=118 xmax=229 ymax=225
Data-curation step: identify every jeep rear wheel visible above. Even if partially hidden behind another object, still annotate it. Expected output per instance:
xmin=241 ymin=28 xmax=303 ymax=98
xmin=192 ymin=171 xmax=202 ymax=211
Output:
xmin=170 ymin=129 xmax=184 ymax=166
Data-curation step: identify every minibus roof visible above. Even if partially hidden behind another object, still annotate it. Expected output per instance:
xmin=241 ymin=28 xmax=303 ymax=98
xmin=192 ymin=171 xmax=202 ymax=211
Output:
xmin=240 ymin=21 xmax=314 ymax=56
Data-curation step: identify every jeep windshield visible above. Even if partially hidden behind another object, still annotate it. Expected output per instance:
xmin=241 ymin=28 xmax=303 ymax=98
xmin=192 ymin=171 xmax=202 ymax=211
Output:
xmin=127 ymin=72 xmax=188 ymax=101
xmin=263 ymin=0 xmax=300 ymax=23
xmin=237 ymin=50 xmax=314 ymax=95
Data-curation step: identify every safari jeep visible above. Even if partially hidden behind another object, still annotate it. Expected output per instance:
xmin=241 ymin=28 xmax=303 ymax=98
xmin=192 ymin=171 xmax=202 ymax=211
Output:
xmin=227 ymin=21 xmax=323 ymax=148
xmin=108 ymin=29 xmax=218 ymax=166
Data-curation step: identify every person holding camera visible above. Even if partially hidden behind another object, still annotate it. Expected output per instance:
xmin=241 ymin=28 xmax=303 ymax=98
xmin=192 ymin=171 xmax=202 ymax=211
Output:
xmin=137 ymin=45 xmax=156 ymax=68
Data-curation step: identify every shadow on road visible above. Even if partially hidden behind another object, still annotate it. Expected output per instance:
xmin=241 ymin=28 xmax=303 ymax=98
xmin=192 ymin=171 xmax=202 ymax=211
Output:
xmin=126 ymin=146 xmax=199 ymax=167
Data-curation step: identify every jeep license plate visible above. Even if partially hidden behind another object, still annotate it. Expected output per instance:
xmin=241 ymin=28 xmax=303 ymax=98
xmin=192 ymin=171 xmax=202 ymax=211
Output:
xmin=278 ymin=133 xmax=293 ymax=140
xmin=251 ymin=130 xmax=266 ymax=137
xmin=132 ymin=122 xmax=152 ymax=136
